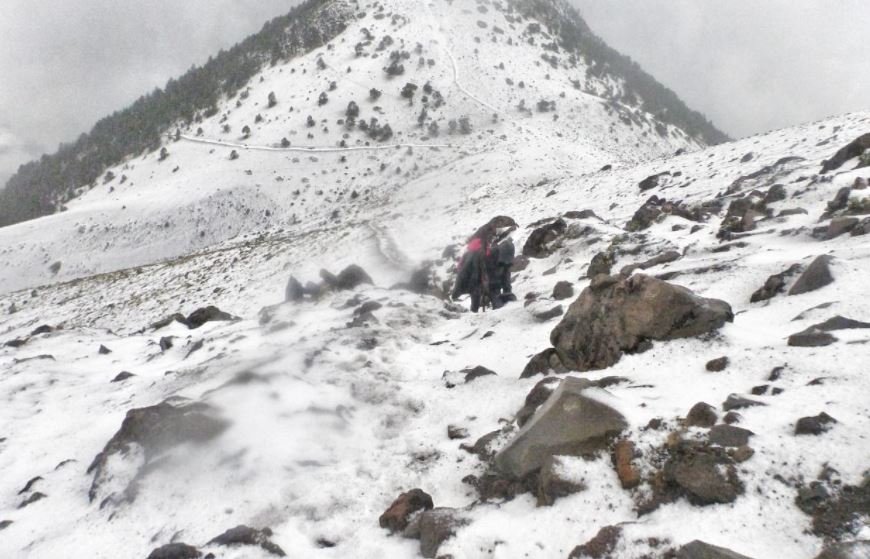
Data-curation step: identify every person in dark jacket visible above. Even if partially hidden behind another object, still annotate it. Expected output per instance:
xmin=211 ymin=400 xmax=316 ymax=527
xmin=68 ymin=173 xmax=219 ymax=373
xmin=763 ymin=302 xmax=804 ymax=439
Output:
xmin=452 ymin=230 xmax=493 ymax=312
xmin=488 ymin=237 xmax=516 ymax=308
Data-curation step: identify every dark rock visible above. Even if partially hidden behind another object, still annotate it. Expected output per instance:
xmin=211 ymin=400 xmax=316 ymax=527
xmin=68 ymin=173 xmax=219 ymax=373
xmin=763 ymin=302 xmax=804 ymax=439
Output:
xmin=537 ymin=455 xmax=586 ymax=506
xmin=677 ymin=540 xmax=755 ymax=559
xmin=612 ymin=439 xmax=641 ymax=489
xmin=462 ymin=365 xmax=497 ymax=383
xmin=150 ymin=313 xmax=187 ymax=330
xmin=662 ymin=442 xmax=743 ymax=505
xmin=788 ymin=330 xmax=838 ymax=347
xmin=705 ymin=356 xmax=729 ymax=372
xmin=98 ymin=344 xmax=112 ymax=355
xmin=564 ymin=209 xmax=601 ymax=220
xmin=750 ymin=385 xmax=769 ymax=395
xmin=87 ymin=399 xmax=227 ymax=502
xmin=552 ymin=281 xmax=574 ymax=300
xmin=823 ymin=217 xmax=859 ymax=240
xmin=159 ymin=336 xmax=174 ymax=351
xmin=111 ymin=371 xmax=135 ymax=383
xmin=723 ymin=412 xmax=742 ymax=425
xmin=516 ymin=377 xmax=562 ymax=427
xmin=533 ymin=305 xmax=564 ymax=321
xmin=285 ymin=276 xmax=305 ymax=302
xmin=685 ymin=402 xmax=718 ymax=428
xmin=814 ymin=541 xmax=870 ymax=559
xmin=825 ymin=187 xmax=853 ymax=215
xmin=768 ymin=366 xmax=785 ymax=381
xmin=18 ymin=476 xmax=42 ymax=494
xmin=0 ymin=520 xmax=12 ymax=531
xmin=722 ymin=395 xmax=765 ymax=412
xmin=520 ymin=348 xmax=568 ymax=378
xmin=208 ymin=525 xmax=286 ymax=556
xmin=639 ymin=172 xmax=671 ymax=192
xmin=185 ymin=306 xmax=233 ymax=329
xmin=799 ymin=480 xmax=870 ymax=542
xmin=568 ymin=525 xmax=622 ymax=558
xmin=547 ymin=274 xmax=732 ymax=372
xmin=586 ymin=251 xmax=615 ymax=278
xmin=30 ymin=324 xmax=54 ymax=336
xmin=708 ymin=425 xmax=753 ymax=447
xmin=493 ymin=377 xmax=627 ymax=478
xmin=789 ymin=255 xmax=834 ymax=295
xmin=335 ymin=264 xmax=374 ymax=290
xmin=459 ymin=429 xmax=506 ymax=460
xmin=447 ymin=425 xmax=469 ymax=440
xmin=146 ymin=543 xmax=201 ymax=559
xmin=5 ymin=337 xmax=28 ymax=348
xmin=764 ymin=184 xmax=787 ymax=204
xmin=750 ymin=264 xmax=803 ymax=303
xmin=380 ymin=488 xmax=434 ymax=533
xmin=403 ymin=508 xmax=467 ymax=559
xmin=821 ymin=133 xmax=870 ymax=173
xmin=18 ymin=491 xmax=47 ymax=508
xmin=779 ymin=207 xmax=809 ymax=217
xmin=795 ymin=412 xmax=837 ymax=436
xmin=522 ymin=219 xmax=567 ymax=258
xmin=619 ymin=250 xmax=681 ymax=276
xmin=811 ymin=315 xmax=870 ymax=331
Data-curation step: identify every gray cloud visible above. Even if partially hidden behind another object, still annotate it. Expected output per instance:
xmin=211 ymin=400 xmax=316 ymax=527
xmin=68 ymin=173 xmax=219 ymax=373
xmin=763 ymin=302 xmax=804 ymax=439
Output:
xmin=0 ymin=0 xmax=300 ymax=185
xmin=570 ymin=0 xmax=870 ymax=138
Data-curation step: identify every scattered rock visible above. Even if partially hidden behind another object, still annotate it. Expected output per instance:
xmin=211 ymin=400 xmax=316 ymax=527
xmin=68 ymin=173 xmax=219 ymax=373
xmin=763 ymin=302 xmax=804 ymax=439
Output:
xmin=522 ymin=219 xmax=567 ymax=258
xmin=821 ymin=132 xmax=870 ymax=173
xmin=814 ymin=541 xmax=870 ymax=559
xmin=462 ymin=365 xmax=497 ymax=383
xmin=619 ymin=251 xmax=681 ymax=276
xmin=722 ymin=412 xmax=742 ymax=425
xmin=788 ymin=330 xmax=838 ymax=347
xmin=677 ymin=540 xmax=755 ymax=559
xmin=822 ymin=217 xmax=860 ymax=240
xmin=493 ymin=377 xmax=627 ymax=478
xmin=98 ymin=344 xmax=112 ymax=355
xmin=586 ymin=251 xmax=615 ymax=278
xmin=722 ymin=394 xmax=765 ymax=412
xmin=545 ymin=274 xmax=732 ymax=373
xmin=520 ymin=348 xmax=567 ymax=378
xmin=185 ymin=306 xmax=234 ymax=329
xmin=403 ymin=507 xmax=467 ymax=559
xmin=661 ymin=442 xmax=743 ymax=505
xmin=146 ymin=543 xmax=202 ymax=559
xmin=334 ymin=264 xmax=374 ymax=290
xmin=708 ymin=425 xmax=753 ymax=447
xmin=552 ymin=281 xmax=574 ymax=300
xmin=568 ymin=525 xmax=622 ymax=558
xmin=0 ymin=520 xmax=12 ymax=531
xmin=612 ymin=439 xmax=641 ymax=489
xmin=639 ymin=172 xmax=671 ymax=191
xmin=111 ymin=371 xmax=135 ymax=383
xmin=795 ymin=412 xmax=837 ymax=436
xmin=447 ymin=425 xmax=469 ymax=440
xmin=30 ymin=324 xmax=54 ymax=335
xmin=533 ymin=304 xmax=564 ymax=321
xmin=536 ymin=455 xmax=586 ymax=506
xmin=207 ymin=525 xmax=286 ymax=556
xmin=380 ymin=488 xmax=434 ymax=533
xmin=159 ymin=336 xmax=174 ymax=351
xmin=685 ymin=402 xmax=718 ymax=428
xmin=789 ymin=255 xmax=834 ymax=295
xmin=18 ymin=491 xmax=47 ymax=508
xmin=705 ymin=356 xmax=729 ymax=372
xmin=285 ymin=276 xmax=305 ymax=302
xmin=516 ymin=377 xmax=562 ymax=427
xmin=750 ymin=264 xmax=803 ymax=303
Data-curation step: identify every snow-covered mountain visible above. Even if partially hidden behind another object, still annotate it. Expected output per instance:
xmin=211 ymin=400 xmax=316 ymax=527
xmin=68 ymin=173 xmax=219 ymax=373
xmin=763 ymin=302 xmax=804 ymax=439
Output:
xmin=1 ymin=1 xmax=869 ymax=558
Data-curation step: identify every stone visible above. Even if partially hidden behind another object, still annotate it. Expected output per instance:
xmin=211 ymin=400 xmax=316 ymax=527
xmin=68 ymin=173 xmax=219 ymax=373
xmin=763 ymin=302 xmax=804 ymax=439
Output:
xmin=586 ymin=251 xmax=614 ymax=278
xmin=677 ymin=540 xmax=755 ymax=559
xmin=708 ymin=425 xmax=753 ymax=447
xmin=516 ymin=377 xmax=562 ymax=427
xmin=750 ymin=264 xmax=802 ymax=303
xmin=98 ymin=345 xmax=112 ymax=355
xmin=111 ymin=371 xmax=135 ymax=383
xmin=522 ymin=219 xmax=567 ymax=258
xmin=207 ymin=525 xmax=285 ymax=556
xmin=185 ymin=306 xmax=233 ymax=329
xmin=459 ymin=430 xmax=505 ymax=460
xmin=723 ymin=412 xmax=742 ymax=425
xmin=520 ymin=348 xmax=568 ymax=378
xmin=663 ymin=443 xmax=743 ymax=505
xmin=534 ymin=305 xmax=564 ymax=321
xmin=568 ymin=525 xmax=623 ymax=558
xmin=619 ymin=250 xmax=681 ymax=276
xmin=788 ymin=330 xmax=838 ymax=347
xmin=789 ymin=256 xmax=834 ymax=295
xmin=825 ymin=187 xmax=853 ymax=214
xmin=705 ymin=357 xmax=729 ymax=372
xmin=335 ymin=264 xmax=374 ymax=290
xmin=493 ymin=377 xmax=627 ymax=478
xmin=18 ymin=491 xmax=46 ymax=508
xmin=552 ymin=281 xmax=574 ymax=300
xmin=87 ymin=399 xmax=227 ymax=502
xmin=0 ymin=520 xmax=11 ymax=531
xmin=404 ymin=508 xmax=467 ymax=559
xmin=285 ymin=276 xmax=305 ymax=302
xmin=159 ymin=336 xmax=174 ymax=351
xmin=685 ymin=402 xmax=718 ymax=428
xmin=447 ymin=425 xmax=469 ymax=440
xmin=795 ymin=412 xmax=837 ymax=436
xmin=146 ymin=543 xmax=201 ymax=559
xmin=380 ymin=489 xmax=434 ymax=533
xmin=536 ymin=456 xmax=586 ymax=506
xmin=612 ymin=439 xmax=641 ymax=489
xmin=821 ymin=132 xmax=870 ymax=173
xmin=823 ymin=217 xmax=860 ymax=240
xmin=547 ymin=274 xmax=733 ymax=372
xmin=462 ymin=365 xmax=497 ymax=383
xmin=814 ymin=541 xmax=870 ymax=559
xmin=639 ymin=172 xmax=670 ymax=191
xmin=722 ymin=395 xmax=765 ymax=412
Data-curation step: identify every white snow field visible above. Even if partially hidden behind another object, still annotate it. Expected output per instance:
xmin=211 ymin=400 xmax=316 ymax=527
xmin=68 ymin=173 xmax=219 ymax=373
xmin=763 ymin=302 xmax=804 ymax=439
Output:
xmin=1 ymin=1 xmax=869 ymax=558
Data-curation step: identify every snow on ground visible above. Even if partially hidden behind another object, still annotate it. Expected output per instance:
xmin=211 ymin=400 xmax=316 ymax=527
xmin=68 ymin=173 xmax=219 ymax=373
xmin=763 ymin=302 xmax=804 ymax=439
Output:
xmin=1 ymin=0 xmax=869 ymax=557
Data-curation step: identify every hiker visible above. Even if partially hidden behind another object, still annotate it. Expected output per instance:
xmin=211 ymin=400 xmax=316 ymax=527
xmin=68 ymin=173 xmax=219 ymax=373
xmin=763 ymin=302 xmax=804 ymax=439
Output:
xmin=489 ymin=237 xmax=515 ymax=308
xmin=452 ymin=227 xmax=494 ymax=313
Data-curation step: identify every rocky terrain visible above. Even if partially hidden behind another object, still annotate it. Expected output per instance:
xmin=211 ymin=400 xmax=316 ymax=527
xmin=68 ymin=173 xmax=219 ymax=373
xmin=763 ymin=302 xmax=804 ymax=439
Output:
xmin=1 ymin=0 xmax=868 ymax=558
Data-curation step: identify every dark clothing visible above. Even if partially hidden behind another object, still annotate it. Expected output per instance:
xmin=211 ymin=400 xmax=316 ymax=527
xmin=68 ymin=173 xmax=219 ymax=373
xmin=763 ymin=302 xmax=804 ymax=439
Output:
xmin=453 ymin=237 xmax=514 ymax=312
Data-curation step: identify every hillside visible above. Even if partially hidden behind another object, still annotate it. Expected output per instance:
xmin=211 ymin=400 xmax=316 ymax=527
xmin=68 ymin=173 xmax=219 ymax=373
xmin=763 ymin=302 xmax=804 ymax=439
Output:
xmin=1 ymin=0 xmax=869 ymax=558
xmin=0 ymin=0 xmax=726 ymax=230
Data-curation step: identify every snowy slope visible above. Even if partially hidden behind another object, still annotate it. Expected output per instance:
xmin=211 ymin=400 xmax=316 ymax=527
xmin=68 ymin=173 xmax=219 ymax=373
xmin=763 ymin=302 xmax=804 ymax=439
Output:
xmin=1 ymin=1 xmax=870 ymax=558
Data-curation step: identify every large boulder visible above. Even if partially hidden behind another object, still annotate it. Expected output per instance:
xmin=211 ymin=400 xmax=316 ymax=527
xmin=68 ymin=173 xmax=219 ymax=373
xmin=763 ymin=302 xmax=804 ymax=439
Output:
xmin=545 ymin=274 xmax=732 ymax=372
xmin=493 ymin=377 xmax=627 ymax=478
xmin=87 ymin=399 xmax=227 ymax=503
xmin=522 ymin=219 xmax=567 ymax=258
xmin=677 ymin=540 xmax=755 ymax=559
xmin=788 ymin=256 xmax=834 ymax=296
xmin=821 ymin=132 xmax=870 ymax=173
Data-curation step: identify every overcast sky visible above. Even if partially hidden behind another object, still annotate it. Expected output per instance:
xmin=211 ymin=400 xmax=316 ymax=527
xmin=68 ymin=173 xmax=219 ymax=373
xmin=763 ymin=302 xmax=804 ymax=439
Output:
xmin=1 ymin=0 xmax=869 ymax=188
